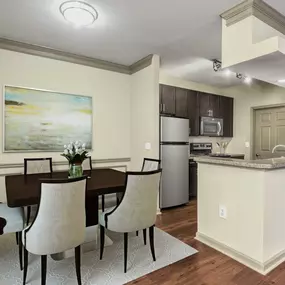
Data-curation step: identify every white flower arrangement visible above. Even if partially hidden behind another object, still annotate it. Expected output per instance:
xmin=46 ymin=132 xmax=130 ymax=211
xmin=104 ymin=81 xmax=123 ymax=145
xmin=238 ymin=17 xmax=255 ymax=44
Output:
xmin=61 ymin=141 xmax=90 ymax=164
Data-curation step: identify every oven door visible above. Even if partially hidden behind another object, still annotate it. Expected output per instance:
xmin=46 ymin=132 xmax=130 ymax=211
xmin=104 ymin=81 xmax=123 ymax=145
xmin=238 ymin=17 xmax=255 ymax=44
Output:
xmin=200 ymin=117 xmax=223 ymax=136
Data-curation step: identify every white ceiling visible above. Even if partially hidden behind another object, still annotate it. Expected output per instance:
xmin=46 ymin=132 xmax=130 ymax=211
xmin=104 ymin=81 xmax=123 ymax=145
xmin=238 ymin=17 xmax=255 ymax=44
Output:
xmin=0 ymin=0 xmax=283 ymax=86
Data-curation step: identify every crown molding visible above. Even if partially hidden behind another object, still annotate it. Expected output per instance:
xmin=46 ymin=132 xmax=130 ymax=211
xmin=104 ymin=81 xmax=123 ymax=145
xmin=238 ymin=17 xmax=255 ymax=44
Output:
xmin=129 ymin=54 xmax=153 ymax=74
xmin=0 ymin=38 xmax=154 ymax=75
xmin=220 ymin=0 xmax=285 ymax=35
xmin=0 ymin=38 xmax=132 ymax=74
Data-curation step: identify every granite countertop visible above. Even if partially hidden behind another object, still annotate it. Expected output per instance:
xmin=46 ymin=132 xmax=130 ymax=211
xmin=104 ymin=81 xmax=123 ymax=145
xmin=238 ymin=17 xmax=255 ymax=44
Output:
xmin=193 ymin=156 xmax=285 ymax=170
xmin=189 ymin=153 xmax=245 ymax=158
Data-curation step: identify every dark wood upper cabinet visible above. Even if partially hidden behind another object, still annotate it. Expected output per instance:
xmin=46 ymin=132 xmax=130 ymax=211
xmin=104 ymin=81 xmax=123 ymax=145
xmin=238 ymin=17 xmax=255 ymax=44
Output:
xmin=188 ymin=90 xmax=199 ymax=136
xmin=160 ymin=85 xmax=175 ymax=115
xmin=159 ymin=84 xmax=234 ymax=138
xmin=175 ymin=88 xmax=188 ymax=118
xmin=199 ymin=92 xmax=220 ymax=117
xmin=199 ymin=92 xmax=211 ymax=117
xmin=209 ymin=94 xmax=220 ymax=117
xmin=220 ymin=96 xmax=234 ymax=137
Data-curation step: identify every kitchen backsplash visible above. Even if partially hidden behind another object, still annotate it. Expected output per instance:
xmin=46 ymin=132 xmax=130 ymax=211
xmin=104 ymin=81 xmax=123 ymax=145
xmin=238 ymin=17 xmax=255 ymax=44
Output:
xmin=189 ymin=137 xmax=233 ymax=153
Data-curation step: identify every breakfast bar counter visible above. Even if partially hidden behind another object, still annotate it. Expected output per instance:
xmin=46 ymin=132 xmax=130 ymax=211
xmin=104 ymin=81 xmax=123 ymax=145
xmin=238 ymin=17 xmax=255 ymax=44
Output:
xmin=195 ymin=156 xmax=285 ymax=275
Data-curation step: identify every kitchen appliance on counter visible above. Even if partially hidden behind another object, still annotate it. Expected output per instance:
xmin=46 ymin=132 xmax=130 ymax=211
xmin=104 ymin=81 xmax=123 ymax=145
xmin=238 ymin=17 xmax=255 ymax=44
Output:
xmin=200 ymin=117 xmax=223 ymax=136
xmin=160 ymin=116 xmax=189 ymax=208
xmin=189 ymin=143 xmax=212 ymax=198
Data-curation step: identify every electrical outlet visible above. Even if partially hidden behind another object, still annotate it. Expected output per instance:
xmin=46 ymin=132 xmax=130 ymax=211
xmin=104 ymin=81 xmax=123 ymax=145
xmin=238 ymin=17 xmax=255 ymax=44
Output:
xmin=219 ymin=205 xmax=227 ymax=219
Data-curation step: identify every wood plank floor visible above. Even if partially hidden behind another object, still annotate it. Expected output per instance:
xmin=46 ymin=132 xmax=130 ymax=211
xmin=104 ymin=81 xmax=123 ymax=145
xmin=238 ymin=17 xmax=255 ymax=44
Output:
xmin=128 ymin=199 xmax=285 ymax=285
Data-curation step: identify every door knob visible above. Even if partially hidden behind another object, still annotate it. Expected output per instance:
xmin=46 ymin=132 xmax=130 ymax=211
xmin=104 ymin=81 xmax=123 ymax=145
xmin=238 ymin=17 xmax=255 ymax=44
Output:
xmin=256 ymin=153 xmax=260 ymax=157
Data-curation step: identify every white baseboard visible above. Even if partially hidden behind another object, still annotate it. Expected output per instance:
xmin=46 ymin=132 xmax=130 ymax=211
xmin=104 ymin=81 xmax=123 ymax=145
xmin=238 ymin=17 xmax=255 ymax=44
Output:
xmin=196 ymin=232 xmax=285 ymax=275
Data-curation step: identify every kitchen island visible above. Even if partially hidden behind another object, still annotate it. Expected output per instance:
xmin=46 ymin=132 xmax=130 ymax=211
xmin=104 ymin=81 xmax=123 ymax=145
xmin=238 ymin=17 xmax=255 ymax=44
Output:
xmin=195 ymin=156 xmax=285 ymax=275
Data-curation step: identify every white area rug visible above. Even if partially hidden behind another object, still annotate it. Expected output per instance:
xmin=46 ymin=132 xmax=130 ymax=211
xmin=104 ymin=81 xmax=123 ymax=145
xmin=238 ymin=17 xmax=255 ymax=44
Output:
xmin=0 ymin=228 xmax=197 ymax=285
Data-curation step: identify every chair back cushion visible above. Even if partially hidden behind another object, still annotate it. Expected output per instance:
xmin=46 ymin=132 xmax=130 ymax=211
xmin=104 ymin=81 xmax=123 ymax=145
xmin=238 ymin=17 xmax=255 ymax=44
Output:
xmin=142 ymin=158 xmax=160 ymax=172
xmin=82 ymin=157 xmax=92 ymax=171
xmin=24 ymin=158 xmax=52 ymax=174
xmin=105 ymin=170 xmax=162 ymax=233
xmin=24 ymin=177 xmax=86 ymax=255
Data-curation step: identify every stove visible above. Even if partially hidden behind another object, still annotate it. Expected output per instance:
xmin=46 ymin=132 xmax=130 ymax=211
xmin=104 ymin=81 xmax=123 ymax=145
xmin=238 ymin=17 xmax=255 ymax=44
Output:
xmin=190 ymin=143 xmax=212 ymax=156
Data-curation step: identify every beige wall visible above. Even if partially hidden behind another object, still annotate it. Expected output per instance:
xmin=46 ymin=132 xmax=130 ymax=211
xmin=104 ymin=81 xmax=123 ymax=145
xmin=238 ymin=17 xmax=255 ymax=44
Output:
xmin=131 ymin=55 xmax=160 ymax=170
xmin=0 ymin=49 xmax=131 ymax=165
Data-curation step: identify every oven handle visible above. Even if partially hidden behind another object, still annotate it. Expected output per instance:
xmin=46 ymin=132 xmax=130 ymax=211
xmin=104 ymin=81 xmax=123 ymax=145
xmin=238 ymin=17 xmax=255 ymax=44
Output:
xmin=217 ymin=122 xmax=222 ymax=136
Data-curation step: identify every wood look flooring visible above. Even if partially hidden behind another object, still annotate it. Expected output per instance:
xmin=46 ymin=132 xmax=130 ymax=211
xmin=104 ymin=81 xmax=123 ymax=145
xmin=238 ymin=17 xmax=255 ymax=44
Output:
xmin=128 ymin=200 xmax=285 ymax=285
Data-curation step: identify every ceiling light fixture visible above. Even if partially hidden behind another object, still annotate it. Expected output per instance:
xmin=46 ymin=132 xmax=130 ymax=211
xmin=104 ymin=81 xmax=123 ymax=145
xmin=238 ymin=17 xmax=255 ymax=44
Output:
xmin=277 ymin=79 xmax=285 ymax=83
xmin=60 ymin=1 xmax=98 ymax=27
xmin=236 ymin=73 xmax=243 ymax=80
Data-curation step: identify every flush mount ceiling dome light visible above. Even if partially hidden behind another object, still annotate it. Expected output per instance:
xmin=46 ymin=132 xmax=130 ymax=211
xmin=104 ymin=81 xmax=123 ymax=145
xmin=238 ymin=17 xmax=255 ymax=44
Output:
xmin=60 ymin=1 xmax=98 ymax=27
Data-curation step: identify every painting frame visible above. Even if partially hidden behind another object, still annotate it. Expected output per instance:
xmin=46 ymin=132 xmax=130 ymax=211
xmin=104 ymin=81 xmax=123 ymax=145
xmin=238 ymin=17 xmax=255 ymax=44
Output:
xmin=3 ymin=85 xmax=93 ymax=153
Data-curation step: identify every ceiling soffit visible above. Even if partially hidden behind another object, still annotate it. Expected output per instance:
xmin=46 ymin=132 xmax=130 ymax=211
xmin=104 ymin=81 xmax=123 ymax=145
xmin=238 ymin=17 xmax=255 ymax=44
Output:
xmin=220 ymin=0 xmax=285 ymax=36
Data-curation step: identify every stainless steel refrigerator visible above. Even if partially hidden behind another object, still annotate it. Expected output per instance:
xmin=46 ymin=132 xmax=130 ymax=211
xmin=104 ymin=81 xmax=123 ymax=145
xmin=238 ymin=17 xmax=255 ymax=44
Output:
xmin=160 ymin=116 xmax=189 ymax=208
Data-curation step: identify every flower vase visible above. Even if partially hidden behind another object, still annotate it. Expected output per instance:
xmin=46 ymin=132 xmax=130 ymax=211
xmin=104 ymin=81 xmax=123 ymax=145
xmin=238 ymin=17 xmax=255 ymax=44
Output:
xmin=69 ymin=163 xmax=83 ymax=178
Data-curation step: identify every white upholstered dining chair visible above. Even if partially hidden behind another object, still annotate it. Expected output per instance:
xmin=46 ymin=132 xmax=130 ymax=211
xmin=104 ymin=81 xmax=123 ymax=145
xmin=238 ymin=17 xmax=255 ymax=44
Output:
xmin=24 ymin=158 xmax=53 ymax=225
xmin=117 ymin=158 xmax=161 ymax=238
xmin=99 ymin=169 xmax=162 ymax=273
xmin=0 ymin=204 xmax=25 ymax=270
xmin=82 ymin=156 xmax=92 ymax=171
xmin=84 ymin=156 xmax=118 ymax=211
xmin=22 ymin=176 xmax=87 ymax=285
xmin=0 ymin=176 xmax=25 ymax=270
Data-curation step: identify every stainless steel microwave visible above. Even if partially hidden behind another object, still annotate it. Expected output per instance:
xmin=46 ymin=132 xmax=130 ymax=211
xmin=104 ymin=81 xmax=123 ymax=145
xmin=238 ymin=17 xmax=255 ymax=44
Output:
xmin=200 ymin=117 xmax=223 ymax=136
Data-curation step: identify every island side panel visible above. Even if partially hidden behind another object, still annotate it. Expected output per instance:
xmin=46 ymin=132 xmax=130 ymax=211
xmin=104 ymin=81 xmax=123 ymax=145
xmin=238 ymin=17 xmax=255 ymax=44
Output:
xmin=196 ymin=162 xmax=264 ymax=264
xmin=263 ymin=168 xmax=285 ymax=267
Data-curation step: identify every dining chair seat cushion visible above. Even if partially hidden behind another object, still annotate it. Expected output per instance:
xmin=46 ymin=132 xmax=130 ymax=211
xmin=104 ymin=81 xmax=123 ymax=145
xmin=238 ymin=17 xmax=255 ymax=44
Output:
xmin=0 ymin=204 xmax=24 ymax=234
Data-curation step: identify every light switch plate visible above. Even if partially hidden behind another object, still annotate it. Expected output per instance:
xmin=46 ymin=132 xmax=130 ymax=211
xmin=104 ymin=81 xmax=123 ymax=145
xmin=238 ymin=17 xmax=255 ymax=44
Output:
xmin=145 ymin=142 xmax=151 ymax=150
xmin=245 ymin=142 xmax=250 ymax=148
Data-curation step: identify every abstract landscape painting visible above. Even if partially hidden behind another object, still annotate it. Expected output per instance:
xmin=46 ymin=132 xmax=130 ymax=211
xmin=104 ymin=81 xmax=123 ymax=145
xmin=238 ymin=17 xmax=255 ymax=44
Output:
xmin=4 ymin=86 xmax=92 ymax=152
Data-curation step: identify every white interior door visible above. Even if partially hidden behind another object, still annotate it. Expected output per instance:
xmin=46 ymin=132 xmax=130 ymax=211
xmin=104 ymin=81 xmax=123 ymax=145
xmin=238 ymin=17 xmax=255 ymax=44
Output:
xmin=254 ymin=107 xmax=285 ymax=159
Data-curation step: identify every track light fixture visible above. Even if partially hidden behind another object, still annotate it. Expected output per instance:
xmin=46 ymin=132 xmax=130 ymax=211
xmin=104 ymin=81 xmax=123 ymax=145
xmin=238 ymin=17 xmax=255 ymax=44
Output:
xmin=213 ymin=60 xmax=222 ymax=72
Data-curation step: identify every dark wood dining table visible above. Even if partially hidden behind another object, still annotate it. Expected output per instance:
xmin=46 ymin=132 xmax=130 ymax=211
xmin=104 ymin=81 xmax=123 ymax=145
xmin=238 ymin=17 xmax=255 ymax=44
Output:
xmin=5 ymin=168 xmax=126 ymax=227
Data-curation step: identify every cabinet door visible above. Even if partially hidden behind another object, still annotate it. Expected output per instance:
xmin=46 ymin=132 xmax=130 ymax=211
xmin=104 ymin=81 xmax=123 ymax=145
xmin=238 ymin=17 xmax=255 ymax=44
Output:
xmin=210 ymin=94 xmax=220 ymax=117
xmin=175 ymin=87 xmax=188 ymax=118
xmin=188 ymin=90 xmax=199 ymax=136
xmin=199 ymin=92 xmax=211 ymax=117
xmin=160 ymin=85 xmax=175 ymax=115
xmin=220 ymin=96 xmax=234 ymax=137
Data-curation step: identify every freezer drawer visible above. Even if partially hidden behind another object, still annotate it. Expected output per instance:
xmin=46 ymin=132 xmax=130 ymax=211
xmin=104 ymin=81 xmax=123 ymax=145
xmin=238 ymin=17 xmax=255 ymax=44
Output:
xmin=161 ymin=116 xmax=189 ymax=142
xmin=160 ymin=144 xmax=189 ymax=208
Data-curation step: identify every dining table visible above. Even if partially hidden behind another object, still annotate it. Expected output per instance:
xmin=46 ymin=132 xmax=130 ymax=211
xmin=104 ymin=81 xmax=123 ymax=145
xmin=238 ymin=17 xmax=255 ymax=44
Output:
xmin=5 ymin=168 xmax=126 ymax=259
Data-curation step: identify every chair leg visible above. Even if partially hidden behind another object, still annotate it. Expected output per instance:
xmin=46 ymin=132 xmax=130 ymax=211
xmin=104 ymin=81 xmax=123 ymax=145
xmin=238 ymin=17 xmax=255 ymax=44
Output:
xmin=18 ymin=232 xmax=23 ymax=271
xmin=16 ymin=232 xmax=19 ymax=245
xmin=100 ymin=225 xmax=105 ymax=260
xmin=75 ymin=245 xmax=82 ymax=285
xmin=143 ymin=229 xmax=147 ymax=245
xmin=136 ymin=231 xmax=139 ymax=236
xmin=124 ymin=233 xmax=128 ymax=273
xmin=149 ymin=226 xmax=156 ymax=262
xmin=26 ymin=206 xmax=31 ymax=225
xmin=23 ymin=247 xmax=28 ymax=285
xmin=41 ymin=255 xmax=47 ymax=285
